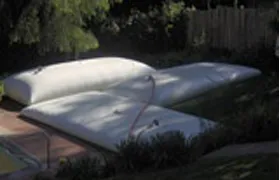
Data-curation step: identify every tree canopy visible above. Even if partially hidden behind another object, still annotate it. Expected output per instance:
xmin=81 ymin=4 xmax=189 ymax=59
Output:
xmin=0 ymin=0 xmax=113 ymax=54
xmin=0 ymin=0 xmax=275 ymax=57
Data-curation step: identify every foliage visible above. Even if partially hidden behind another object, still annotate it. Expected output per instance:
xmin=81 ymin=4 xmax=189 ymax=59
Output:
xmin=0 ymin=0 xmax=122 ymax=73
xmin=56 ymin=157 xmax=109 ymax=180
xmin=114 ymin=126 xmax=243 ymax=174
xmin=132 ymin=39 xmax=278 ymax=72
xmin=117 ymin=0 xmax=188 ymax=53
xmin=108 ymin=154 xmax=278 ymax=180
xmin=50 ymin=128 xmax=236 ymax=180
xmin=0 ymin=73 xmax=8 ymax=97
xmin=269 ymin=2 xmax=279 ymax=33
xmin=0 ymin=0 xmax=113 ymax=55
xmin=115 ymin=131 xmax=193 ymax=173
xmin=109 ymin=0 xmax=272 ymax=15
xmin=228 ymin=44 xmax=278 ymax=75
xmin=222 ymin=96 xmax=279 ymax=143
xmin=151 ymin=41 xmax=278 ymax=72
xmin=141 ymin=51 xmax=188 ymax=68
xmin=269 ymin=16 xmax=279 ymax=33
xmin=0 ymin=81 xmax=3 ymax=99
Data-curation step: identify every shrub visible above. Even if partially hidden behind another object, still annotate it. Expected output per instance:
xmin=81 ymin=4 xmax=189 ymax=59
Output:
xmin=269 ymin=2 xmax=279 ymax=33
xmin=0 ymin=73 xmax=7 ymax=99
xmin=119 ymin=0 xmax=188 ymax=53
xmin=55 ymin=157 xmax=108 ymax=180
xmin=115 ymin=138 xmax=155 ymax=173
xmin=114 ymin=127 xmax=239 ymax=174
xmin=187 ymin=125 xmax=239 ymax=159
xmin=133 ymin=36 xmax=278 ymax=71
xmin=223 ymin=98 xmax=279 ymax=143
xmin=115 ymin=131 xmax=194 ymax=173
xmin=228 ymin=43 xmax=278 ymax=75
xmin=0 ymin=81 xmax=3 ymax=97
xmin=139 ymin=50 xmax=189 ymax=68
xmin=185 ymin=42 xmax=278 ymax=75
xmin=148 ymin=131 xmax=192 ymax=168
xmin=51 ymin=128 xmax=235 ymax=179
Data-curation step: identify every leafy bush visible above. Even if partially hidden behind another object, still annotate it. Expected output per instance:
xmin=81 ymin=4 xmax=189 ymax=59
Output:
xmin=119 ymin=0 xmax=188 ymax=53
xmin=115 ymin=138 xmax=155 ymax=172
xmin=228 ymin=43 xmax=278 ymax=75
xmin=183 ymin=42 xmax=278 ymax=75
xmin=0 ymin=81 xmax=3 ymax=97
xmin=132 ymin=36 xmax=278 ymax=71
xmin=269 ymin=2 xmax=279 ymax=33
xmin=49 ymin=129 xmax=232 ymax=179
xmin=187 ymin=125 xmax=239 ymax=159
xmin=0 ymin=73 xmax=8 ymax=99
xmin=115 ymin=131 xmax=193 ymax=173
xmin=55 ymin=157 xmax=111 ymax=180
xmin=153 ymin=41 xmax=278 ymax=73
xmin=138 ymin=50 xmax=189 ymax=68
xmin=222 ymin=97 xmax=279 ymax=143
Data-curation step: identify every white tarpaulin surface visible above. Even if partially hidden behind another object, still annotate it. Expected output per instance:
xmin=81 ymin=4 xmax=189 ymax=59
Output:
xmin=4 ymin=57 xmax=156 ymax=105
xmin=106 ymin=62 xmax=261 ymax=107
xmin=20 ymin=91 xmax=216 ymax=152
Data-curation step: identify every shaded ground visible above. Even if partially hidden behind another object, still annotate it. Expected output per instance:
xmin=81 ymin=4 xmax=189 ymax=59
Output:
xmin=107 ymin=153 xmax=278 ymax=180
xmin=201 ymin=141 xmax=278 ymax=159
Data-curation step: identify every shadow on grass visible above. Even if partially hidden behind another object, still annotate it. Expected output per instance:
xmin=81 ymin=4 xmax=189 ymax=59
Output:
xmin=184 ymin=154 xmax=279 ymax=180
xmin=107 ymin=154 xmax=278 ymax=180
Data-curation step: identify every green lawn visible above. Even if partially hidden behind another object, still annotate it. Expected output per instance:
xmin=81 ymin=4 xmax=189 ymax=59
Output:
xmin=108 ymin=153 xmax=278 ymax=180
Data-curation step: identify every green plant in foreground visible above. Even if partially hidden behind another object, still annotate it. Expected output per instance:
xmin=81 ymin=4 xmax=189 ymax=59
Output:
xmin=51 ymin=128 xmax=236 ymax=180
xmin=0 ymin=81 xmax=3 ymax=98
xmin=227 ymin=98 xmax=279 ymax=143
xmin=115 ymin=131 xmax=194 ymax=173
xmin=56 ymin=157 xmax=106 ymax=180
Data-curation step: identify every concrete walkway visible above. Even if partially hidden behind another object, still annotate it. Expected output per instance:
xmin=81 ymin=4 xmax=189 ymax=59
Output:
xmin=201 ymin=141 xmax=279 ymax=159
